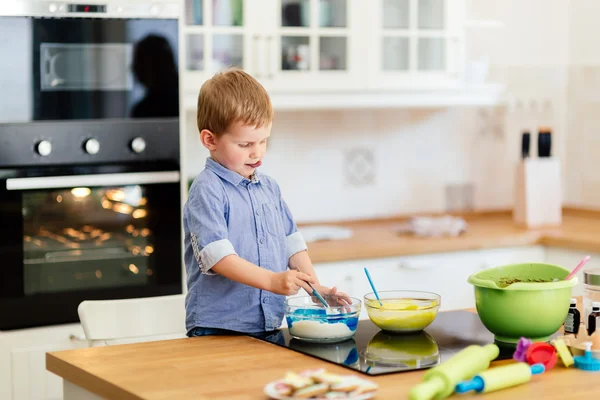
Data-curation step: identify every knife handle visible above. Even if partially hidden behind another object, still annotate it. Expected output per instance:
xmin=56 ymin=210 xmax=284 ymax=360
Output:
xmin=521 ymin=131 xmax=530 ymax=159
xmin=538 ymin=127 xmax=552 ymax=157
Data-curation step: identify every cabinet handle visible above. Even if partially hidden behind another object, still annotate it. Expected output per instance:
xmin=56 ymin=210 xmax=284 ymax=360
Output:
xmin=266 ymin=35 xmax=274 ymax=79
xmin=253 ymin=34 xmax=261 ymax=78
xmin=69 ymin=334 xmax=87 ymax=341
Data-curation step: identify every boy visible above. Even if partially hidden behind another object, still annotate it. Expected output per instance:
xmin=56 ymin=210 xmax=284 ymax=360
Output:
xmin=184 ymin=68 xmax=348 ymax=336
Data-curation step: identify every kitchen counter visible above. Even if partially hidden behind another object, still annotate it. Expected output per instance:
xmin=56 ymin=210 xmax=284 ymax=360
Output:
xmin=47 ymin=308 xmax=595 ymax=400
xmin=305 ymin=208 xmax=600 ymax=263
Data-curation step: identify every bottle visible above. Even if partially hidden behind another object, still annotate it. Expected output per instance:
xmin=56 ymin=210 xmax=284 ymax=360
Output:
xmin=587 ymin=302 xmax=600 ymax=336
xmin=564 ymin=298 xmax=580 ymax=335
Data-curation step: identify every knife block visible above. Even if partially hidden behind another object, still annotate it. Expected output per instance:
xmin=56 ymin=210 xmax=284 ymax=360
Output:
xmin=513 ymin=157 xmax=562 ymax=228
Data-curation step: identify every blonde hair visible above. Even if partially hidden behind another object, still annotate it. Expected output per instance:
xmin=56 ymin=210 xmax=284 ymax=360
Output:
xmin=196 ymin=68 xmax=274 ymax=135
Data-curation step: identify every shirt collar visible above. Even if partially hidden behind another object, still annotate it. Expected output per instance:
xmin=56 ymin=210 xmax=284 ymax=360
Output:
xmin=205 ymin=157 xmax=260 ymax=186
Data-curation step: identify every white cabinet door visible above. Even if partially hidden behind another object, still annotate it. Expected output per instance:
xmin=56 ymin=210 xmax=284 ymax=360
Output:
xmin=313 ymin=245 xmax=550 ymax=320
xmin=181 ymin=0 xmax=364 ymax=95
xmin=360 ymin=250 xmax=482 ymax=311
xmin=366 ymin=0 xmax=466 ymax=90
xmin=0 ymin=323 xmax=87 ymax=400
xmin=182 ymin=0 xmax=257 ymax=97
xmin=261 ymin=0 xmax=364 ymax=92
xmin=316 ymin=250 xmax=483 ymax=313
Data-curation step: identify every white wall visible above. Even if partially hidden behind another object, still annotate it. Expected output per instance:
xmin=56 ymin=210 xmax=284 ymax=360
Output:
xmin=564 ymin=0 xmax=600 ymax=207
xmin=184 ymin=0 xmax=577 ymax=223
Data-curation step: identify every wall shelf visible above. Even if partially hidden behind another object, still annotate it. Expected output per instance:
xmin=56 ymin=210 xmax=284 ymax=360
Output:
xmin=183 ymin=84 xmax=505 ymax=111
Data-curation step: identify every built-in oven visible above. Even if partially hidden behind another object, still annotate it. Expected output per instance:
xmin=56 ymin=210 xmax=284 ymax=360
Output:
xmin=0 ymin=1 xmax=183 ymax=330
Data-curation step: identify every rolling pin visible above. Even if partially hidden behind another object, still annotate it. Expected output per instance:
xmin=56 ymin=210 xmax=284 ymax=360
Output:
xmin=455 ymin=363 xmax=545 ymax=394
xmin=409 ymin=344 xmax=499 ymax=400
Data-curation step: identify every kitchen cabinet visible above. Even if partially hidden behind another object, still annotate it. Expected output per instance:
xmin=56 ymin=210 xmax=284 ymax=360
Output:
xmin=182 ymin=0 xmax=362 ymax=95
xmin=313 ymin=246 xmax=547 ymax=316
xmin=0 ymin=323 xmax=87 ymax=400
xmin=366 ymin=0 xmax=465 ymax=90
xmin=181 ymin=0 xmax=502 ymax=109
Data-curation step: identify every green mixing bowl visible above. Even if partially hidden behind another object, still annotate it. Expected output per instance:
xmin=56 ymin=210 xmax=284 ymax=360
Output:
xmin=468 ymin=262 xmax=578 ymax=345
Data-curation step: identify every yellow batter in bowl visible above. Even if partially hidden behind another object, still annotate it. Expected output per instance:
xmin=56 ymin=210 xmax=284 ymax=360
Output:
xmin=364 ymin=292 xmax=441 ymax=333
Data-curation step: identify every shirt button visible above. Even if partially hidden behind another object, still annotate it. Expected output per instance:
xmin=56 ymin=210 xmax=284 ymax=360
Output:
xmin=260 ymin=237 xmax=265 ymax=244
xmin=262 ymin=297 xmax=269 ymax=304
xmin=255 ymin=210 xmax=260 ymax=216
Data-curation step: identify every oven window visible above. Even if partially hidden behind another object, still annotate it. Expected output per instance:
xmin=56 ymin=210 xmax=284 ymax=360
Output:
xmin=23 ymin=185 xmax=157 ymax=294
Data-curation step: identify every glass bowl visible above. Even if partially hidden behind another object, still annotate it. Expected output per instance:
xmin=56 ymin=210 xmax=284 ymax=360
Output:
xmin=284 ymin=295 xmax=361 ymax=343
xmin=364 ymin=290 xmax=441 ymax=333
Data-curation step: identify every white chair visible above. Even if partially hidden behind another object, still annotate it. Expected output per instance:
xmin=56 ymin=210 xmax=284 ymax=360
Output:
xmin=77 ymin=294 xmax=187 ymax=347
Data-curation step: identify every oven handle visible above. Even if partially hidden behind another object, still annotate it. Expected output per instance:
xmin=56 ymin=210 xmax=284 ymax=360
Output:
xmin=6 ymin=171 xmax=180 ymax=191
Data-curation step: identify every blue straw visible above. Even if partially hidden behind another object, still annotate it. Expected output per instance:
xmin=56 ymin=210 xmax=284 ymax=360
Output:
xmin=363 ymin=267 xmax=383 ymax=306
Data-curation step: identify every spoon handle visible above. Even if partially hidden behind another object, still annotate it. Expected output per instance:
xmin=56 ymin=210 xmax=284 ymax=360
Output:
xmin=566 ymin=255 xmax=591 ymax=281
xmin=289 ymin=266 xmax=330 ymax=308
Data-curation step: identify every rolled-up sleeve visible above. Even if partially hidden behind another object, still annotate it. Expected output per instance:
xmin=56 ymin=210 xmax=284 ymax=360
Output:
xmin=274 ymin=182 xmax=307 ymax=260
xmin=186 ymin=181 xmax=237 ymax=275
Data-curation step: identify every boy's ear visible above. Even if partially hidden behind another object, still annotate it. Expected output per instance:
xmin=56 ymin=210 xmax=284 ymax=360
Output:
xmin=200 ymin=129 xmax=218 ymax=151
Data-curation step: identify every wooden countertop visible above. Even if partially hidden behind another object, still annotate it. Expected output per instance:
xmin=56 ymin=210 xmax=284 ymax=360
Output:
xmin=47 ymin=313 xmax=596 ymax=400
xmin=304 ymin=208 xmax=600 ymax=263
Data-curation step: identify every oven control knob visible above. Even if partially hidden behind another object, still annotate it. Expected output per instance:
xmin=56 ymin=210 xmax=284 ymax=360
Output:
xmin=130 ymin=137 xmax=146 ymax=154
xmin=49 ymin=3 xmax=58 ymax=13
xmin=36 ymin=140 xmax=52 ymax=157
xmin=84 ymin=139 xmax=100 ymax=155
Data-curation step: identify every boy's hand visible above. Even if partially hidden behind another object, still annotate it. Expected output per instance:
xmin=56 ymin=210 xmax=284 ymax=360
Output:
xmin=314 ymin=285 xmax=352 ymax=307
xmin=271 ymin=270 xmax=316 ymax=296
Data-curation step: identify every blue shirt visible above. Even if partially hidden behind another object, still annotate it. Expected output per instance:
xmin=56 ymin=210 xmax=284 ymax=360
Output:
xmin=183 ymin=158 xmax=307 ymax=333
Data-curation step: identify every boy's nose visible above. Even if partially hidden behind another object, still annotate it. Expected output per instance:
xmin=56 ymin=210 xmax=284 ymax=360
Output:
xmin=249 ymin=147 xmax=262 ymax=159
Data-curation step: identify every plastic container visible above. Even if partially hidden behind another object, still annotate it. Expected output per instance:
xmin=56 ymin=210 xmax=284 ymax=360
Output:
xmin=363 ymin=290 xmax=440 ymax=333
xmin=584 ymin=269 xmax=600 ymax=328
xmin=284 ymin=295 xmax=361 ymax=343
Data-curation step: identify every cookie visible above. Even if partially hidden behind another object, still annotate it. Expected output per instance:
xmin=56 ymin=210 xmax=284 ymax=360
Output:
xmin=353 ymin=379 xmax=379 ymax=394
xmin=330 ymin=377 xmax=361 ymax=392
xmin=312 ymin=371 xmax=344 ymax=385
xmin=282 ymin=371 xmax=313 ymax=389
xmin=294 ymin=383 xmax=329 ymax=398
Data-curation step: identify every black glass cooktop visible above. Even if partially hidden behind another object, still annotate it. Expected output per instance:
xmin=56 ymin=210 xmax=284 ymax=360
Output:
xmin=254 ymin=311 xmax=516 ymax=376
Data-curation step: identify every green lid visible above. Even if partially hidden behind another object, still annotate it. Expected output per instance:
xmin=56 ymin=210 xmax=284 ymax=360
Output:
xmin=584 ymin=268 xmax=600 ymax=286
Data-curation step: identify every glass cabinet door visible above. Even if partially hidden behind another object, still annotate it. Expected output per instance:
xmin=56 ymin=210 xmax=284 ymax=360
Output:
xmin=370 ymin=0 xmax=463 ymax=89
xmin=265 ymin=0 xmax=361 ymax=91
xmin=183 ymin=0 xmax=250 ymax=91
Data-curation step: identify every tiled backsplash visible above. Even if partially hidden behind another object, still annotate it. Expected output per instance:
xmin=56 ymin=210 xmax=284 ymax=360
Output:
xmin=184 ymin=103 xmax=550 ymax=223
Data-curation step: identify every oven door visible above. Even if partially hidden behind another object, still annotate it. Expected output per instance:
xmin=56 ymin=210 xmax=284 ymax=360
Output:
xmin=0 ymin=15 xmax=178 ymax=122
xmin=0 ymin=168 xmax=182 ymax=330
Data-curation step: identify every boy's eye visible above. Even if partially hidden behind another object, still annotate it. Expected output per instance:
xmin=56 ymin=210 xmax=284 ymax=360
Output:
xmin=260 ymin=139 xmax=267 ymax=144
xmin=239 ymin=143 xmax=251 ymax=148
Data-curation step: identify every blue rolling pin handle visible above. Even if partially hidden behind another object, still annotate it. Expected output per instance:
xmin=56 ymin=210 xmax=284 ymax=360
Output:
xmin=455 ymin=364 xmax=546 ymax=395
xmin=531 ymin=364 xmax=545 ymax=375
xmin=455 ymin=376 xmax=484 ymax=394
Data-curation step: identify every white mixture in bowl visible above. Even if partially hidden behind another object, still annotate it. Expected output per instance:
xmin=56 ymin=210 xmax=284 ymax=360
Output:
xmin=289 ymin=320 xmax=353 ymax=339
